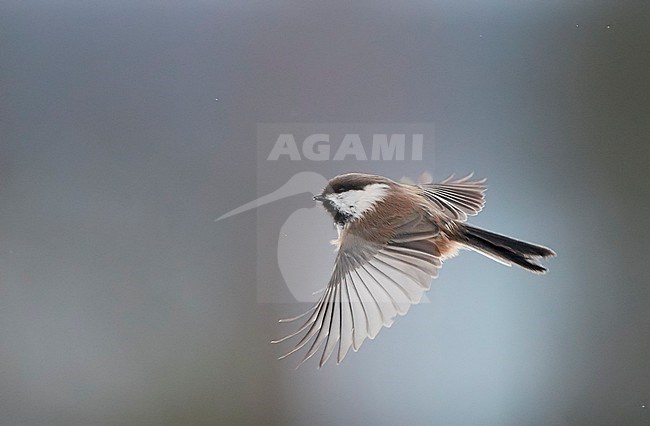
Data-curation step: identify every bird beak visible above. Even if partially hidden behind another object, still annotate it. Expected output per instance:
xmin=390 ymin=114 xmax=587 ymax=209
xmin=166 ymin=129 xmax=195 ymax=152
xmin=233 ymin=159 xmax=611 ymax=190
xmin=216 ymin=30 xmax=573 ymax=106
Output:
xmin=313 ymin=194 xmax=325 ymax=202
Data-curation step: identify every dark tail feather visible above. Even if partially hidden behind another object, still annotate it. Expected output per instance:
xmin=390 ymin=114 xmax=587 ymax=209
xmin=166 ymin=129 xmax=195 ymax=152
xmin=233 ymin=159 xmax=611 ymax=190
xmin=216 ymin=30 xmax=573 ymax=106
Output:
xmin=458 ymin=224 xmax=556 ymax=274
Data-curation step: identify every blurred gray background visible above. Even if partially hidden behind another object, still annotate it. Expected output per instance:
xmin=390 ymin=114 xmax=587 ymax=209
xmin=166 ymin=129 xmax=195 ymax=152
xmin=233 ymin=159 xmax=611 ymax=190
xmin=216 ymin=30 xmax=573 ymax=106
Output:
xmin=1 ymin=1 xmax=648 ymax=424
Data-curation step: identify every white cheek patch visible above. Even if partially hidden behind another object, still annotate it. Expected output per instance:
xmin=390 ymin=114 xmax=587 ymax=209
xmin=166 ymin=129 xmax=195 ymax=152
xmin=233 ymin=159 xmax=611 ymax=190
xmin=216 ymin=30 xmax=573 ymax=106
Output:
xmin=327 ymin=183 xmax=389 ymax=219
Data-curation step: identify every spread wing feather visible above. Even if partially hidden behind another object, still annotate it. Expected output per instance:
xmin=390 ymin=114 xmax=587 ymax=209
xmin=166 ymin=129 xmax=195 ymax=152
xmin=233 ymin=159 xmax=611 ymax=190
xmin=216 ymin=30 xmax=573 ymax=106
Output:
xmin=273 ymin=214 xmax=443 ymax=367
xmin=418 ymin=174 xmax=487 ymax=221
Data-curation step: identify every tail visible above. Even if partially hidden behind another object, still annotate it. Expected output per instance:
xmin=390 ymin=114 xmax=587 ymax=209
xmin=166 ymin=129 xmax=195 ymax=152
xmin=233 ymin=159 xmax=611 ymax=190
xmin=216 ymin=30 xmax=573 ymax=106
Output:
xmin=457 ymin=224 xmax=556 ymax=274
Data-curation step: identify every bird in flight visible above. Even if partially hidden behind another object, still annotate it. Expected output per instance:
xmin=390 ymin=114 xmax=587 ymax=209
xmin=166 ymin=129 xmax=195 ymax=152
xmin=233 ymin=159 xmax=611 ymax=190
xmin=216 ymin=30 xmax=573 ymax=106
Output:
xmin=273 ymin=172 xmax=555 ymax=368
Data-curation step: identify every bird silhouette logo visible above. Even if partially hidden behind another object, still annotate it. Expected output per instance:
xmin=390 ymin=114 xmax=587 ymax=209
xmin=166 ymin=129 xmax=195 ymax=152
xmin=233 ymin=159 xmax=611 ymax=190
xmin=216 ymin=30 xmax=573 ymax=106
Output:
xmin=216 ymin=171 xmax=432 ymax=303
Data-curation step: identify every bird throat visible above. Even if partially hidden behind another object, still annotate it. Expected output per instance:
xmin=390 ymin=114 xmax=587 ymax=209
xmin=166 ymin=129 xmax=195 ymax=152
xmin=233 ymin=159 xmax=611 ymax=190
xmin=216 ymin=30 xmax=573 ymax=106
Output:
xmin=321 ymin=199 xmax=354 ymax=226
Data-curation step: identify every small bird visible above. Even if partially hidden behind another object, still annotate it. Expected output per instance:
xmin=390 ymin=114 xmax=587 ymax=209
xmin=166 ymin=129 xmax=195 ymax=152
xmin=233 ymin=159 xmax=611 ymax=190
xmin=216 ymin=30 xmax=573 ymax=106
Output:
xmin=272 ymin=173 xmax=555 ymax=367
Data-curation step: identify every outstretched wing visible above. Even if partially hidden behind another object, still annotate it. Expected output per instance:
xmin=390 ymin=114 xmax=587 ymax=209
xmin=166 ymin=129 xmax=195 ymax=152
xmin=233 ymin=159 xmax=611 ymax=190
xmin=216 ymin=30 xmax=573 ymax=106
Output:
xmin=418 ymin=174 xmax=487 ymax=221
xmin=273 ymin=213 xmax=442 ymax=367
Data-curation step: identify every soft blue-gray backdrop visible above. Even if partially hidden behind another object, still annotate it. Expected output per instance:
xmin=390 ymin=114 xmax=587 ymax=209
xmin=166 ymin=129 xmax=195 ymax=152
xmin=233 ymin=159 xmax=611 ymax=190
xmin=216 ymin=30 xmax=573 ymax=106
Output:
xmin=1 ymin=1 xmax=648 ymax=424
